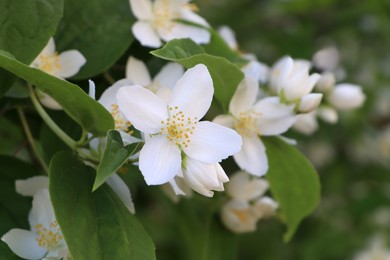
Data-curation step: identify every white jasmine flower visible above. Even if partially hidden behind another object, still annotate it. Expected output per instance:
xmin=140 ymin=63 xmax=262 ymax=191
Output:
xmin=213 ymin=76 xmax=296 ymax=176
xmin=221 ymin=171 xmax=278 ymax=233
xmin=317 ymin=106 xmax=338 ymax=124
xmin=125 ymin=56 xmax=184 ymax=101
xmin=221 ymin=200 xmax=259 ymax=233
xmin=116 ymin=64 xmax=242 ymax=196
xmin=269 ymin=56 xmax=321 ymax=113
xmin=218 ymin=26 xmax=238 ymax=50
xmin=1 ymin=189 xmax=69 ymax=260
xmin=328 ymin=83 xmax=366 ymax=110
xmin=30 ymin=37 xmax=86 ymax=110
xmin=129 ymin=0 xmax=210 ymax=48
xmin=354 ymin=235 xmax=390 ymax=260
xmin=312 ymin=46 xmax=340 ymax=72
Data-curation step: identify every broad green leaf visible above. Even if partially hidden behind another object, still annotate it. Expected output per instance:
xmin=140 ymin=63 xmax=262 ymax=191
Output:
xmin=0 ymin=51 xmax=114 ymax=136
xmin=151 ymin=39 xmax=244 ymax=112
xmin=0 ymin=0 xmax=64 ymax=96
xmin=93 ymin=130 xmax=141 ymax=191
xmin=49 ymin=151 xmax=156 ymax=260
xmin=263 ymin=137 xmax=321 ymax=242
xmin=203 ymin=29 xmax=247 ymax=66
xmin=54 ymin=0 xmax=135 ymax=79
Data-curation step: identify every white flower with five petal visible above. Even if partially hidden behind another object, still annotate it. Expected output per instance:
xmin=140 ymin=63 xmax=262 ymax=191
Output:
xmin=30 ymin=37 xmax=86 ymax=110
xmin=221 ymin=171 xmax=278 ymax=233
xmin=2 ymin=177 xmax=69 ymax=260
xmin=269 ymin=56 xmax=322 ymax=113
xmin=214 ymin=76 xmax=296 ymax=177
xmin=130 ymin=0 xmax=211 ymax=48
xmin=116 ymin=64 xmax=242 ymax=196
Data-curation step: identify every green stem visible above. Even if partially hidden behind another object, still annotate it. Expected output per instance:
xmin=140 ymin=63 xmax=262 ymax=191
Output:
xmin=28 ymin=84 xmax=77 ymax=150
xmin=76 ymin=129 xmax=88 ymax=146
xmin=17 ymin=107 xmax=49 ymax=174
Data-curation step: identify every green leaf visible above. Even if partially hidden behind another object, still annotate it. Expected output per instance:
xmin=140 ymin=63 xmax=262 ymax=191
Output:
xmin=49 ymin=151 xmax=156 ymax=260
xmin=0 ymin=156 xmax=40 ymax=236
xmin=0 ymin=50 xmax=114 ymax=136
xmin=54 ymin=0 xmax=135 ymax=79
xmin=263 ymin=137 xmax=321 ymax=242
xmin=0 ymin=0 xmax=64 ymax=96
xmin=0 ymin=117 xmax=23 ymax=156
xmin=151 ymin=39 xmax=244 ymax=112
xmin=93 ymin=130 xmax=141 ymax=191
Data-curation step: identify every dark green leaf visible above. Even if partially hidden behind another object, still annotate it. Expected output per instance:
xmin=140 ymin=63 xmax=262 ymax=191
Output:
xmin=0 ymin=117 xmax=23 ymax=156
xmin=263 ymin=137 xmax=321 ymax=242
xmin=0 ymin=0 xmax=64 ymax=96
xmin=0 ymin=50 xmax=114 ymax=136
xmin=49 ymin=151 xmax=156 ymax=260
xmin=94 ymin=130 xmax=140 ymax=191
xmin=54 ymin=0 xmax=135 ymax=79
xmin=151 ymin=39 xmax=244 ymax=112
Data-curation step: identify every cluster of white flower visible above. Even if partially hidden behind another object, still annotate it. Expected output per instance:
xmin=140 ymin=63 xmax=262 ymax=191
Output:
xmin=15 ymin=0 xmax=365 ymax=249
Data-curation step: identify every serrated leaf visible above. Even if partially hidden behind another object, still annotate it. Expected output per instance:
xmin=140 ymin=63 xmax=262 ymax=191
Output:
xmin=151 ymin=39 xmax=244 ymax=112
xmin=49 ymin=151 xmax=155 ymax=260
xmin=0 ymin=50 xmax=114 ymax=136
xmin=263 ymin=137 xmax=321 ymax=242
xmin=0 ymin=0 xmax=64 ymax=96
xmin=93 ymin=130 xmax=140 ymax=191
xmin=54 ymin=0 xmax=135 ymax=79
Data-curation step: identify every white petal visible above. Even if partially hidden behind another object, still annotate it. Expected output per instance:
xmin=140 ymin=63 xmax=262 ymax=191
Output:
xmin=184 ymin=121 xmax=242 ymax=163
xmin=129 ymin=0 xmax=153 ymax=19
xmin=106 ymin=174 xmax=135 ymax=214
xmin=252 ymin=196 xmax=279 ymax=218
xmin=229 ymin=77 xmax=258 ymax=117
xmin=298 ymin=93 xmax=323 ymax=113
xmin=36 ymin=90 xmax=62 ymax=110
xmin=15 ymin=176 xmax=49 ymax=197
xmin=132 ymin=21 xmax=162 ymax=48
xmin=139 ymin=135 xmax=181 ymax=185
xmin=218 ymin=26 xmax=238 ymax=50
xmin=125 ymin=56 xmax=151 ymax=86
xmin=220 ymin=200 xmax=258 ymax=233
xmin=329 ymin=83 xmax=366 ymax=110
xmin=233 ymin=136 xmax=268 ymax=177
xmin=57 ymin=50 xmax=86 ymax=78
xmin=153 ymin=62 xmax=184 ymax=91
xmin=28 ymin=189 xmax=55 ymax=229
xmin=41 ymin=37 xmax=55 ymax=56
xmin=212 ymin=114 xmax=235 ymax=129
xmin=116 ymin=85 xmax=168 ymax=134
xmin=169 ymin=64 xmax=213 ymax=119
xmin=183 ymin=158 xmax=222 ymax=197
xmin=241 ymin=60 xmax=270 ymax=83
xmin=99 ymin=79 xmax=134 ymax=111
xmin=159 ymin=23 xmax=210 ymax=44
xmin=313 ymin=46 xmax=340 ymax=71
xmin=254 ymin=97 xmax=296 ymax=136
xmin=315 ymin=72 xmax=335 ymax=93
xmin=1 ymin=229 xmax=46 ymax=259
xmin=293 ymin=111 xmax=318 ymax=135
xmin=180 ymin=9 xmax=209 ymax=27
xmin=317 ymin=106 xmax=338 ymax=124
xmin=270 ymin=56 xmax=294 ymax=93
xmin=88 ymin=80 xmax=96 ymax=99
xmin=227 ymin=171 xmax=269 ymax=201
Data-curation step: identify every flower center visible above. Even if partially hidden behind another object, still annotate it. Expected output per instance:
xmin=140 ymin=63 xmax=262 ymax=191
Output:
xmin=232 ymin=208 xmax=250 ymax=223
xmin=111 ymin=104 xmax=133 ymax=134
xmin=160 ymin=106 xmax=197 ymax=148
xmin=34 ymin=221 xmax=63 ymax=250
xmin=152 ymin=0 xmax=177 ymax=32
xmin=38 ymin=52 xmax=62 ymax=74
xmin=235 ymin=111 xmax=260 ymax=137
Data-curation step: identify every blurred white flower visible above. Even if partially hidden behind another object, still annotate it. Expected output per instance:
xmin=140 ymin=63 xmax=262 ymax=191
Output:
xmin=218 ymin=26 xmax=238 ymax=50
xmin=292 ymin=111 xmax=318 ymax=135
xmin=129 ymin=0 xmax=210 ymax=48
xmin=116 ymin=64 xmax=242 ymax=196
xmin=214 ymin=76 xmax=295 ymax=176
xmin=31 ymin=37 xmax=86 ymax=110
xmin=221 ymin=171 xmax=278 ymax=233
xmin=1 ymin=186 xmax=69 ymax=260
xmin=354 ymin=235 xmax=390 ymax=260
xmin=328 ymin=83 xmax=366 ymax=110
xmin=269 ymin=56 xmax=322 ymax=113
